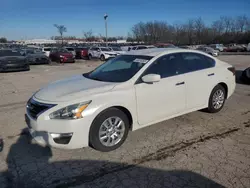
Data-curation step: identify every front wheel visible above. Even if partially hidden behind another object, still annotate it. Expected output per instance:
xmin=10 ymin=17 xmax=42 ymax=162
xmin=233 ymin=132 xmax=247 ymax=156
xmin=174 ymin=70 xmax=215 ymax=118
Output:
xmin=207 ymin=85 xmax=226 ymax=113
xmin=89 ymin=108 xmax=129 ymax=152
xmin=88 ymin=54 xmax=92 ymax=60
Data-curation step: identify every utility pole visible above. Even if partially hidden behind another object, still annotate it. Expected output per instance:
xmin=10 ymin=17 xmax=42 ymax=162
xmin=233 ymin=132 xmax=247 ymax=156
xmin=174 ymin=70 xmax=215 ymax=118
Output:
xmin=104 ymin=14 xmax=108 ymax=46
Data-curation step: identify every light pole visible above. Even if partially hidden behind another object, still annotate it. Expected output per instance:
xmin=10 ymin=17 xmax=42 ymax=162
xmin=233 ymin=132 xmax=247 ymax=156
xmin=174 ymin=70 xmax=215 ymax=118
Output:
xmin=104 ymin=14 xmax=108 ymax=46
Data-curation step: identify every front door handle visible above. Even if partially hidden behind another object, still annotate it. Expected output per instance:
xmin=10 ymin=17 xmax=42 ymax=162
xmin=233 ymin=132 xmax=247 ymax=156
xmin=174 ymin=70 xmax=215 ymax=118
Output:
xmin=208 ymin=73 xmax=215 ymax=76
xmin=176 ymin=81 xmax=185 ymax=86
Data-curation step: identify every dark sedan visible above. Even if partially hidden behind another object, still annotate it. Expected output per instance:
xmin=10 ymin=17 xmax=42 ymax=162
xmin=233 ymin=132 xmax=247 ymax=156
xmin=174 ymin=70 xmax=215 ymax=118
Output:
xmin=26 ymin=50 xmax=51 ymax=65
xmin=49 ymin=48 xmax=75 ymax=63
xmin=0 ymin=50 xmax=30 ymax=72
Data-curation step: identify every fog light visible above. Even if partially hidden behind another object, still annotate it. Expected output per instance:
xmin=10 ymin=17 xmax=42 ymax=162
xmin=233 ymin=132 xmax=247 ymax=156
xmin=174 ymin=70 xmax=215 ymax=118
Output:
xmin=50 ymin=133 xmax=73 ymax=144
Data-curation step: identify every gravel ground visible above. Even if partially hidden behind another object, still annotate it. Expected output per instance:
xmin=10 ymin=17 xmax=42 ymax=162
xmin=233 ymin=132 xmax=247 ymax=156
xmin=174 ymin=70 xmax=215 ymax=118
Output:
xmin=0 ymin=56 xmax=249 ymax=188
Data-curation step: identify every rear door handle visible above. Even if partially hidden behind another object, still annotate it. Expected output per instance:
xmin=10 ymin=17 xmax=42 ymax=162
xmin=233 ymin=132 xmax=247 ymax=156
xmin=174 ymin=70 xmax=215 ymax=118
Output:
xmin=208 ymin=73 xmax=215 ymax=76
xmin=176 ymin=81 xmax=185 ymax=86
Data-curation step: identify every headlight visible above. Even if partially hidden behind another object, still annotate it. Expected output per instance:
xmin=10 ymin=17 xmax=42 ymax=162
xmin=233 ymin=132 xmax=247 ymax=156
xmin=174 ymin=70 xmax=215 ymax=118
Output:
xmin=60 ymin=55 xmax=64 ymax=58
xmin=49 ymin=101 xmax=91 ymax=120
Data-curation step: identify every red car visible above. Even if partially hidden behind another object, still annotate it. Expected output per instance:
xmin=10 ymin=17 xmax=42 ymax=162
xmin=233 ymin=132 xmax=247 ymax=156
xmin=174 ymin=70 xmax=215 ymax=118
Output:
xmin=49 ymin=48 xmax=75 ymax=63
xmin=75 ymin=47 xmax=89 ymax=59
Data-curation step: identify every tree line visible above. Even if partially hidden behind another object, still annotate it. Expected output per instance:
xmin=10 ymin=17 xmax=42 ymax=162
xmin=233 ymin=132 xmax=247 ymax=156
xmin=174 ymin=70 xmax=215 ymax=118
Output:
xmin=130 ymin=15 xmax=250 ymax=45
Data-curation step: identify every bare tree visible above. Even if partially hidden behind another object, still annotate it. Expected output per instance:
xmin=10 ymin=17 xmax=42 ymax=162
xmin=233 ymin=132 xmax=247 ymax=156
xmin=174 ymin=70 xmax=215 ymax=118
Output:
xmin=236 ymin=15 xmax=248 ymax=32
xmin=54 ymin=24 xmax=67 ymax=45
xmin=194 ymin=17 xmax=205 ymax=44
xmin=83 ymin=30 xmax=93 ymax=41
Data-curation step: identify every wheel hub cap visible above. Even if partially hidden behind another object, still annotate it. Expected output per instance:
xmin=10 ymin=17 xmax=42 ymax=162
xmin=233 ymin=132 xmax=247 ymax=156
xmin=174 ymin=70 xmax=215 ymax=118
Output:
xmin=99 ymin=117 xmax=125 ymax=147
xmin=212 ymin=89 xmax=225 ymax=109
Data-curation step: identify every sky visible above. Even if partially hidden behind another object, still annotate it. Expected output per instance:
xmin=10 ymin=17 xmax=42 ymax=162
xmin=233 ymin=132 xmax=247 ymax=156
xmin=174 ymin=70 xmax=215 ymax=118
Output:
xmin=0 ymin=0 xmax=249 ymax=40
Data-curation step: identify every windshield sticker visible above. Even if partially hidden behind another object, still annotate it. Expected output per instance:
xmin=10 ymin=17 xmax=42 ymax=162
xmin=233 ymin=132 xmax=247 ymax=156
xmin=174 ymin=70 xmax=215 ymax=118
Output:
xmin=133 ymin=58 xmax=149 ymax=64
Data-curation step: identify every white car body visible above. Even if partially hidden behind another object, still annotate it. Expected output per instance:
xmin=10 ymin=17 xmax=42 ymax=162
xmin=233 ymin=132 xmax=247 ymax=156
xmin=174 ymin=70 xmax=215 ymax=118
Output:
xmin=42 ymin=47 xmax=53 ymax=57
xmin=26 ymin=48 xmax=236 ymax=150
xmin=88 ymin=47 xmax=117 ymax=60
xmin=65 ymin=47 xmax=76 ymax=58
xmin=131 ymin=45 xmax=156 ymax=51
xmin=108 ymin=47 xmax=126 ymax=55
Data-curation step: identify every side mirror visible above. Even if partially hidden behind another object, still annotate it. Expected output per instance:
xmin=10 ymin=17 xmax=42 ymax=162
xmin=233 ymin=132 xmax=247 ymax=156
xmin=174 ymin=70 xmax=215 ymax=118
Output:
xmin=142 ymin=74 xmax=161 ymax=83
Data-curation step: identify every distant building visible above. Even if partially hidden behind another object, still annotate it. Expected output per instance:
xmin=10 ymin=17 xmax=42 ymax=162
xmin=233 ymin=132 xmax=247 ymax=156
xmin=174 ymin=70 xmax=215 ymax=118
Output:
xmin=24 ymin=39 xmax=56 ymax=44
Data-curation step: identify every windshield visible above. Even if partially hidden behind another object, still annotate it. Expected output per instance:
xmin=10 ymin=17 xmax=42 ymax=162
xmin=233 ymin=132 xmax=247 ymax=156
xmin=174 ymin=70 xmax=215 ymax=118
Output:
xmin=58 ymin=48 xmax=69 ymax=53
xmin=100 ymin=48 xmax=111 ymax=52
xmin=112 ymin=47 xmax=122 ymax=51
xmin=66 ymin=48 xmax=74 ymax=51
xmin=0 ymin=50 xmax=22 ymax=57
xmin=84 ymin=55 xmax=152 ymax=82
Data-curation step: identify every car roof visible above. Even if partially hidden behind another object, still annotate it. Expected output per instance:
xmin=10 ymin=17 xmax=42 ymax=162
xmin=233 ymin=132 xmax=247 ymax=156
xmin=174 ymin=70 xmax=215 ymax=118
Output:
xmin=126 ymin=48 xmax=207 ymax=57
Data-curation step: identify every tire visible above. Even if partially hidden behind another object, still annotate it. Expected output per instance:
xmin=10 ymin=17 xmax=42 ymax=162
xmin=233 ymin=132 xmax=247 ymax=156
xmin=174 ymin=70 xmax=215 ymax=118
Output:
xmin=89 ymin=108 xmax=129 ymax=152
xmin=100 ymin=55 xmax=105 ymax=61
xmin=207 ymin=84 xmax=226 ymax=113
xmin=88 ymin=54 xmax=92 ymax=60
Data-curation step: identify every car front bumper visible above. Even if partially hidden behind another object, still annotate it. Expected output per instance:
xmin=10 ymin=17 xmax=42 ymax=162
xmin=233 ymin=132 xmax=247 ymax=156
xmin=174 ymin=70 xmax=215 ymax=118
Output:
xmin=0 ymin=63 xmax=30 ymax=72
xmin=104 ymin=54 xmax=116 ymax=60
xmin=25 ymin=110 xmax=92 ymax=149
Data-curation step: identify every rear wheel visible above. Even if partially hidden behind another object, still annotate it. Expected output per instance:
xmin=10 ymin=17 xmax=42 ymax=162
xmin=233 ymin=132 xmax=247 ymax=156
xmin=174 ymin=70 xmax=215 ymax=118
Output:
xmin=89 ymin=108 xmax=129 ymax=152
xmin=100 ymin=55 xmax=105 ymax=61
xmin=207 ymin=84 xmax=226 ymax=113
xmin=88 ymin=54 xmax=92 ymax=60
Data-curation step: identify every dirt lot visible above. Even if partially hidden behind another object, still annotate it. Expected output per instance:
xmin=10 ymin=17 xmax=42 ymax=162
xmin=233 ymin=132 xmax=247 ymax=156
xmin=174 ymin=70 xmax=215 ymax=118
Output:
xmin=0 ymin=56 xmax=249 ymax=188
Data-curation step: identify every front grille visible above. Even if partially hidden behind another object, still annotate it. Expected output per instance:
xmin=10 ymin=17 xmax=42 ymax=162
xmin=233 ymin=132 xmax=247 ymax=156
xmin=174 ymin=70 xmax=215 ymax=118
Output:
xmin=27 ymin=98 xmax=56 ymax=119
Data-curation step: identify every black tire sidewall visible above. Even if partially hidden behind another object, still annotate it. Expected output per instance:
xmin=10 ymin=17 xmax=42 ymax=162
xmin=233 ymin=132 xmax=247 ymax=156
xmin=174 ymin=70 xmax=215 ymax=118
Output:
xmin=208 ymin=85 xmax=226 ymax=113
xmin=100 ymin=55 xmax=105 ymax=61
xmin=88 ymin=54 xmax=92 ymax=60
xmin=89 ymin=108 xmax=129 ymax=152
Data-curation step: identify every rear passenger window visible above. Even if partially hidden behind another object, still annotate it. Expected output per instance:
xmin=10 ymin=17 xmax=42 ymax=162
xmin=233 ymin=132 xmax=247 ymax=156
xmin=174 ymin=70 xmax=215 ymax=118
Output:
xmin=180 ymin=53 xmax=215 ymax=72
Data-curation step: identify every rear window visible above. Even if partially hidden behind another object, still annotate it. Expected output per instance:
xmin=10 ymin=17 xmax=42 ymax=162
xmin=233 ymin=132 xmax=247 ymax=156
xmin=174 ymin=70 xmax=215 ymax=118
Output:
xmin=43 ymin=48 xmax=51 ymax=51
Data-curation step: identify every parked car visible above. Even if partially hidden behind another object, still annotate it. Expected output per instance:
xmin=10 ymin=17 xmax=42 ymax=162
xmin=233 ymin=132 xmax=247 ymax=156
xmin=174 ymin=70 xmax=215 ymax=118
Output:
xmin=179 ymin=45 xmax=192 ymax=49
xmin=129 ymin=45 xmax=156 ymax=51
xmin=42 ymin=47 xmax=53 ymax=57
xmin=65 ymin=47 xmax=76 ymax=58
xmin=155 ymin=43 xmax=176 ymax=48
xmin=209 ymin=44 xmax=225 ymax=52
xmin=196 ymin=46 xmax=219 ymax=57
xmin=0 ymin=50 xmax=30 ymax=72
xmin=108 ymin=47 xmax=126 ymax=55
xmin=75 ymin=47 xmax=89 ymax=59
xmin=240 ymin=67 xmax=250 ymax=84
xmin=25 ymin=48 xmax=235 ymax=151
xmin=88 ymin=47 xmax=117 ymax=61
xmin=49 ymin=48 xmax=75 ymax=63
xmin=247 ymin=43 xmax=250 ymax=52
xmin=26 ymin=50 xmax=51 ymax=65
xmin=224 ymin=44 xmax=245 ymax=52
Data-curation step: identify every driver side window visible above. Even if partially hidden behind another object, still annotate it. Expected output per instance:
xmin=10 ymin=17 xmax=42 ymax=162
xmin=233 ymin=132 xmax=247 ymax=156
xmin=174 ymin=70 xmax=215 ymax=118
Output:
xmin=143 ymin=53 xmax=187 ymax=78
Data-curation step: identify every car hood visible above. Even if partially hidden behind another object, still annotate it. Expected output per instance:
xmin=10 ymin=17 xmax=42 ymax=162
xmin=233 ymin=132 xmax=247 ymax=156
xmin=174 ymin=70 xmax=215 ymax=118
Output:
xmin=34 ymin=75 xmax=116 ymax=102
xmin=114 ymin=51 xmax=126 ymax=54
xmin=0 ymin=56 xmax=26 ymax=64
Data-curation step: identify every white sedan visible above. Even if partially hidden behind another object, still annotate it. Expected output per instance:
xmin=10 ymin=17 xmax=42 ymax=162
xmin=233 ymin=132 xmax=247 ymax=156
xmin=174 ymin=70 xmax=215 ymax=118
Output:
xmin=26 ymin=48 xmax=236 ymax=151
xmin=88 ymin=47 xmax=117 ymax=61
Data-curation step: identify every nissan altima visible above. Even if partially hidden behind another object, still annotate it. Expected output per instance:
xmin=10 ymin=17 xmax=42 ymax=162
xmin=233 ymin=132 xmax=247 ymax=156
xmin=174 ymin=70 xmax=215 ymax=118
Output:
xmin=26 ymin=48 xmax=236 ymax=151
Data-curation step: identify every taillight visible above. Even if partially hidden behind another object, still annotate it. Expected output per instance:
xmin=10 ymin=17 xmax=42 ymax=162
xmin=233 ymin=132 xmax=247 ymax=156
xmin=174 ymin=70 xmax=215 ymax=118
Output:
xmin=228 ymin=67 xmax=236 ymax=76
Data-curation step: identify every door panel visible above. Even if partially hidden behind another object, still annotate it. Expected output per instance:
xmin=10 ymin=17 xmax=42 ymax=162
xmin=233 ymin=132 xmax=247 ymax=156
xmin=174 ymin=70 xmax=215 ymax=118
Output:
xmin=135 ymin=74 xmax=186 ymax=125
xmin=185 ymin=68 xmax=216 ymax=109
